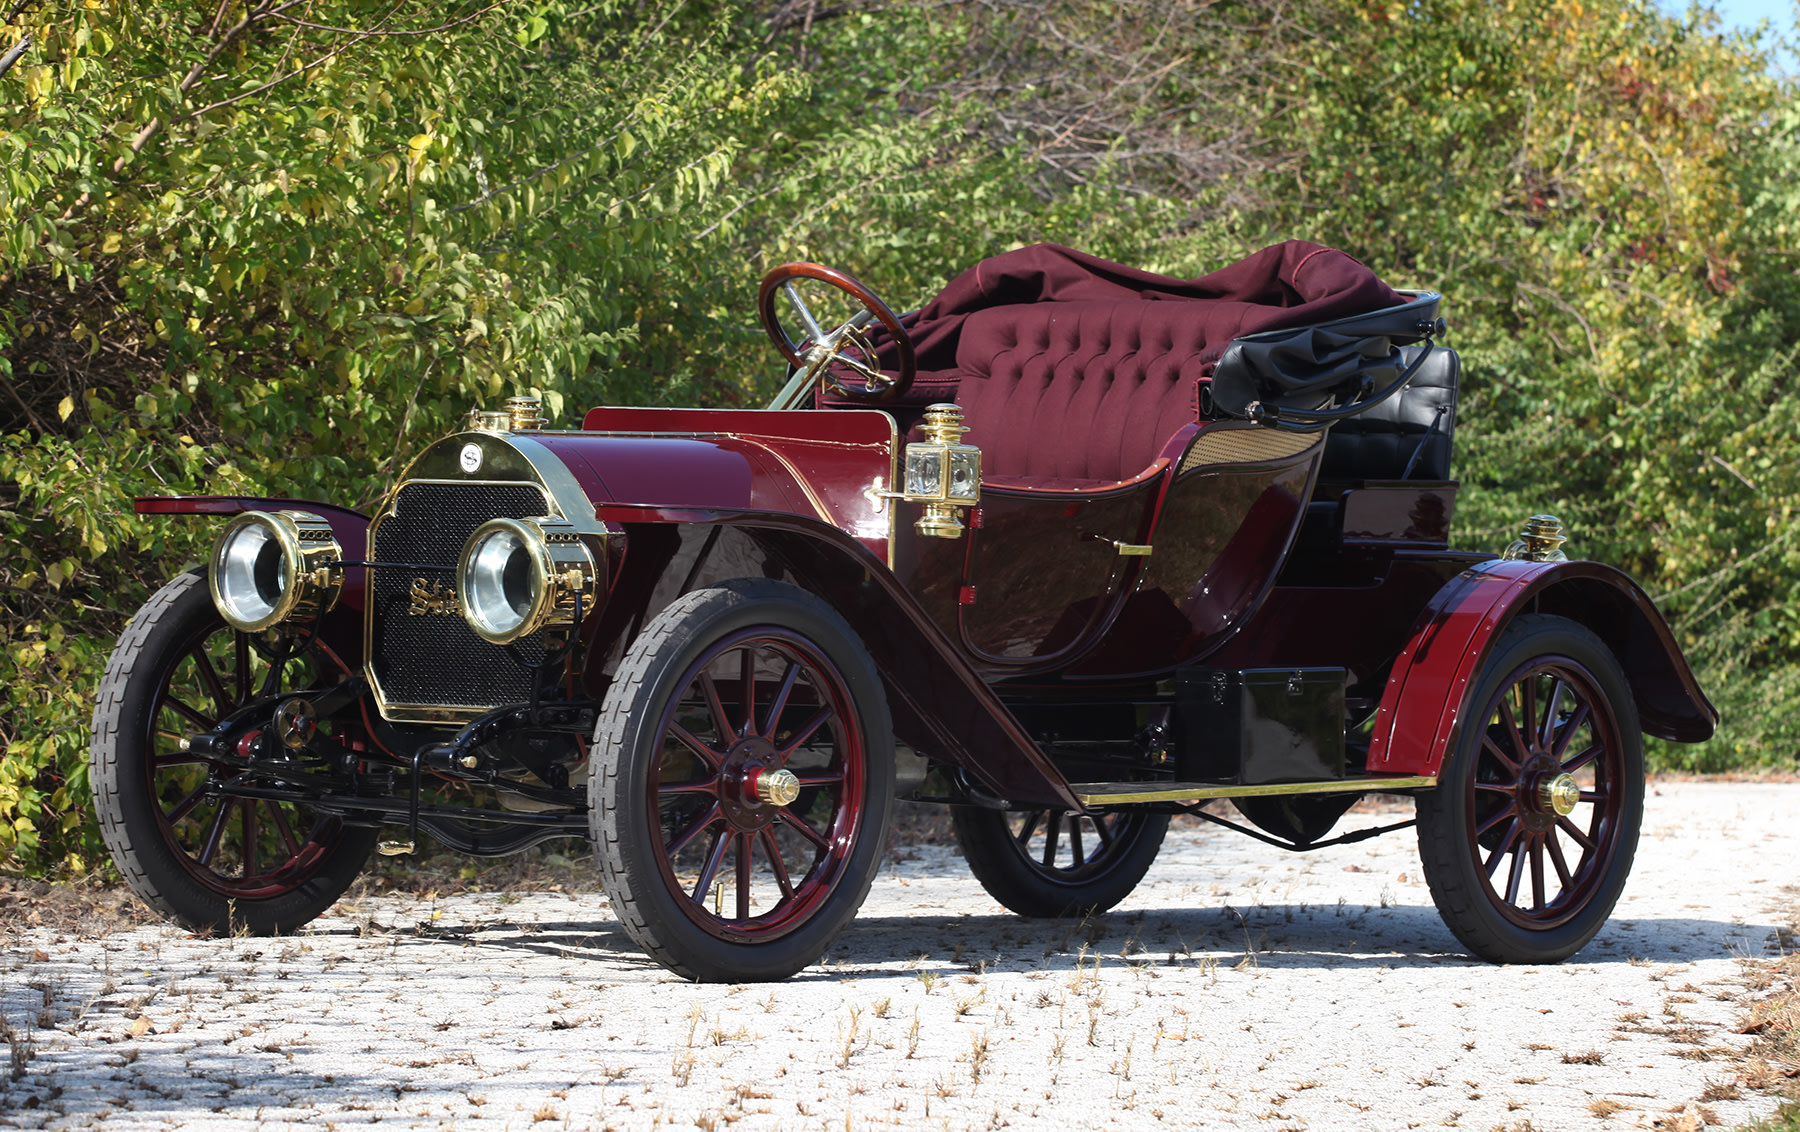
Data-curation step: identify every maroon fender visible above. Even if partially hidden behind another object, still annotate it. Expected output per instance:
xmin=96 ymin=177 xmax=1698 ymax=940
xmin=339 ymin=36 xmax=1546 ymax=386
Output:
xmin=594 ymin=501 xmax=1081 ymax=811
xmin=1367 ymin=559 xmax=1718 ymax=776
xmin=133 ymin=496 xmax=372 ymax=612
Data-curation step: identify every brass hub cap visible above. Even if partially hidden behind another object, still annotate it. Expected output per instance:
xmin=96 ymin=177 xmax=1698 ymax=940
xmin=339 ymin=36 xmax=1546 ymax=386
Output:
xmin=1538 ymin=772 xmax=1581 ymax=817
xmin=755 ymin=768 xmax=802 ymax=807
xmin=718 ymin=739 xmax=793 ymax=832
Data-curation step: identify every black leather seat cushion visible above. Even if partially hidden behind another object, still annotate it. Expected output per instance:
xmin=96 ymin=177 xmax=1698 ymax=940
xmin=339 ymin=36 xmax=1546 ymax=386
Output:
xmin=1318 ymin=344 xmax=1459 ymax=482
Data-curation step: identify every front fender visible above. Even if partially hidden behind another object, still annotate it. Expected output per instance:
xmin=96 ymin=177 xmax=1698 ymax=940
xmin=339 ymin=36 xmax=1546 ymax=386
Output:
xmin=596 ymin=502 xmax=1080 ymax=810
xmin=1367 ymin=558 xmax=1717 ymax=776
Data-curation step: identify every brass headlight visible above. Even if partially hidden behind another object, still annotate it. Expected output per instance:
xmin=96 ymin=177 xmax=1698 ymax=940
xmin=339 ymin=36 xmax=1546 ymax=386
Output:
xmin=209 ymin=511 xmax=344 ymax=632
xmin=456 ymin=517 xmax=598 ymax=645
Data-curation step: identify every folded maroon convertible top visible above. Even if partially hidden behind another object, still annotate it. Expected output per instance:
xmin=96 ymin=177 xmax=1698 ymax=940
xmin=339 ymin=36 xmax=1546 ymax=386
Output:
xmin=852 ymin=240 xmax=1406 ymax=404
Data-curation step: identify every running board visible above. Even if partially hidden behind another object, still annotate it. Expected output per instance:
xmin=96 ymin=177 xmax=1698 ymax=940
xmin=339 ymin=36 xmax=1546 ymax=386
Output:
xmin=1073 ymin=776 xmax=1437 ymax=807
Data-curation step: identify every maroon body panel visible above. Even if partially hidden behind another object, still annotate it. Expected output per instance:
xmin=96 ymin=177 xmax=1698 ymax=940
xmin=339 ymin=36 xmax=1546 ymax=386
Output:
xmin=1367 ymin=559 xmax=1718 ymax=776
xmin=567 ymin=407 xmax=896 ymax=560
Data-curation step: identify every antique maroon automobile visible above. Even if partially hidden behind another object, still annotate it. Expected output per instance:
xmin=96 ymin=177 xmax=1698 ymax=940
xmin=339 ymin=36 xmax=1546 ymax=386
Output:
xmin=92 ymin=242 xmax=1716 ymax=981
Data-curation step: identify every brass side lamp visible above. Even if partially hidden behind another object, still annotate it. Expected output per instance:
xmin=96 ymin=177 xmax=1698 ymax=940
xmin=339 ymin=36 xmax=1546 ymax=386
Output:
xmin=898 ymin=403 xmax=982 ymax=539
xmin=1501 ymin=514 xmax=1570 ymax=563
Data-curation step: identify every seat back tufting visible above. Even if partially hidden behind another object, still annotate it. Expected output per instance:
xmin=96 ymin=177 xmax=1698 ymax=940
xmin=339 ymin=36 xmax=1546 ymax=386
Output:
xmin=1317 ymin=343 xmax=1460 ymax=483
xmin=953 ymin=302 xmax=1215 ymax=485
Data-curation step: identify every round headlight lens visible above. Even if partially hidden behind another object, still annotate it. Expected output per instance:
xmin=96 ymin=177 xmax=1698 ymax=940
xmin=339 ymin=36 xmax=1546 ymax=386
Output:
xmin=461 ymin=524 xmax=541 ymax=642
xmin=208 ymin=510 xmax=344 ymax=632
xmin=214 ymin=518 xmax=290 ymax=629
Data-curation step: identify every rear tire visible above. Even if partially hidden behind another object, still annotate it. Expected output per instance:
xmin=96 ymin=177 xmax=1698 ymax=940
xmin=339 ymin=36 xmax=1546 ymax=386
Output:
xmin=951 ymin=806 xmax=1168 ymax=918
xmin=91 ymin=570 xmax=376 ymax=936
xmin=1416 ymin=614 xmax=1643 ymax=964
xmin=591 ymin=580 xmax=894 ymax=981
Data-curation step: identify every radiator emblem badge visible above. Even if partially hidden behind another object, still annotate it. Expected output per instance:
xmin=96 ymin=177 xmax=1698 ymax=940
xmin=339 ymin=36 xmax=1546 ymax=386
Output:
xmin=459 ymin=443 xmax=482 ymax=473
xmin=407 ymin=578 xmax=461 ymax=616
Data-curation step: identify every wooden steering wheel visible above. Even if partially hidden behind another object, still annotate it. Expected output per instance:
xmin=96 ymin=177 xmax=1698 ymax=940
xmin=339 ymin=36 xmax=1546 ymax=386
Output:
xmin=757 ymin=263 xmax=916 ymax=403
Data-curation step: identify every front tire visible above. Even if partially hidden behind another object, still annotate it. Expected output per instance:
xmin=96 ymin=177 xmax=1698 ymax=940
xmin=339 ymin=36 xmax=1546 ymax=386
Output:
xmin=90 ymin=570 xmax=377 ymax=936
xmin=951 ymin=806 xmax=1168 ymax=918
xmin=591 ymin=580 xmax=894 ymax=981
xmin=1416 ymin=614 xmax=1643 ymax=964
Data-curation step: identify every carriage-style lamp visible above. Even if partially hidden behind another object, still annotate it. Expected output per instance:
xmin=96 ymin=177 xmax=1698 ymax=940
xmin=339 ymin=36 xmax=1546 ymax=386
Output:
xmin=901 ymin=403 xmax=982 ymax=539
xmin=1501 ymin=514 xmax=1570 ymax=563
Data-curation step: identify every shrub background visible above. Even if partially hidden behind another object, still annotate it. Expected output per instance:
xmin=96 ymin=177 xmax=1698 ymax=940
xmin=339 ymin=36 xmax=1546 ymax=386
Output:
xmin=3 ymin=0 xmax=1795 ymax=874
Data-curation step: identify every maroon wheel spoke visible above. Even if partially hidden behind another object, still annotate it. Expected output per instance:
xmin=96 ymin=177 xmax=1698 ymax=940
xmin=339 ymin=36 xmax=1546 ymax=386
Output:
xmin=162 ymin=694 xmax=215 ymax=730
xmin=1503 ymin=841 xmax=1527 ymax=905
xmin=191 ymin=648 xmax=234 ymax=714
xmin=1496 ymin=696 xmax=1531 ymax=766
xmin=1562 ymin=743 xmax=1602 ymax=774
xmin=737 ymin=647 xmax=758 ymax=738
xmin=658 ymin=778 xmax=721 ymax=797
xmin=266 ymin=801 xmax=301 ymax=859
xmin=1014 ymin=810 xmax=1043 ymax=848
xmin=735 ymin=834 xmax=753 ymax=921
xmin=1481 ymin=733 xmax=1521 ymax=774
xmin=760 ymin=828 xmax=795 ymax=900
xmin=792 ymin=772 xmax=843 ymax=789
xmin=1483 ymin=819 xmax=1521 ymax=877
xmin=1529 ymin=838 xmax=1547 ymax=911
xmin=776 ymin=707 xmax=834 ymax=761
xmin=1557 ymin=815 xmax=1597 ymax=852
xmin=1068 ymin=819 xmax=1085 ymax=868
xmin=1538 ymin=678 xmax=1566 ymax=749
xmin=1518 ymin=678 xmax=1539 ymax=750
xmin=691 ymin=831 xmax=730 ymax=902
xmin=669 ymin=722 xmax=724 ymax=770
xmin=1473 ymin=779 xmax=1517 ymax=795
xmin=1546 ymin=833 xmax=1574 ymax=887
xmin=777 ymin=809 xmax=831 ymax=852
xmin=1042 ymin=812 xmax=1062 ymax=868
xmin=1551 ymin=703 xmax=1591 ymax=760
xmin=698 ymin=672 xmax=734 ymax=743
xmin=666 ymin=803 xmax=725 ymax=857
xmin=166 ymin=781 xmax=213 ymax=825
xmin=242 ymin=800 xmax=260 ymax=878
xmin=199 ymin=800 xmax=234 ymax=867
xmin=1474 ymin=801 xmax=1518 ymax=837
xmin=762 ymin=660 xmax=801 ymax=739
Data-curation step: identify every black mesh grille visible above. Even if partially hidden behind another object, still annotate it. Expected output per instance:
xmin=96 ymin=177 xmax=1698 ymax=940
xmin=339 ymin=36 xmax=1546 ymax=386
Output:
xmin=369 ymin=482 xmax=551 ymax=713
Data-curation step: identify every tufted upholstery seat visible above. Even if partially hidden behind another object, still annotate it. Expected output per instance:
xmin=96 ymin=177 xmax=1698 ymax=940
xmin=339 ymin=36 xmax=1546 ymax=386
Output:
xmin=1317 ymin=343 xmax=1460 ymax=482
xmin=954 ymin=302 xmax=1215 ymax=488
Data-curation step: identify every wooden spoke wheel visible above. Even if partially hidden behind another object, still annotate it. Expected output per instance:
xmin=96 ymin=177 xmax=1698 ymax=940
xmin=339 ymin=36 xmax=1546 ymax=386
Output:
xmin=593 ymin=580 xmax=894 ymax=981
xmin=91 ymin=570 xmax=376 ymax=935
xmin=1417 ymin=614 xmax=1643 ymax=964
xmin=951 ymin=805 xmax=1168 ymax=918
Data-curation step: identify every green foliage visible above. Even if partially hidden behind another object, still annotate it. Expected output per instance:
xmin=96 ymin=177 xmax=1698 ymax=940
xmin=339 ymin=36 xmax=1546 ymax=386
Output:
xmin=2 ymin=0 xmax=1797 ymax=873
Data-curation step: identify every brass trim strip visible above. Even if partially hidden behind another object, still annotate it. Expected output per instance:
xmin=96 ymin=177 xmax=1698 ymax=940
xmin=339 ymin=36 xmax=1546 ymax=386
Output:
xmin=1179 ymin=428 xmax=1320 ymax=474
xmin=1073 ymin=776 xmax=1437 ymax=806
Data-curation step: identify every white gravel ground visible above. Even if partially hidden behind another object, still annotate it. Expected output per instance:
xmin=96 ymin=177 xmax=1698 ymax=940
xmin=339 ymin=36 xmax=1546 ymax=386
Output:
xmin=2 ymin=781 xmax=1796 ymax=1131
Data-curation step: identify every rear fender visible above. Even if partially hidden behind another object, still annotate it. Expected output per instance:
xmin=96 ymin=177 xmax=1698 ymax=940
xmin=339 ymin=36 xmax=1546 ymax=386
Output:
xmin=1367 ymin=559 xmax=1717 ymax=776
xmin=134 ymin=495 xmax=372 ymax=669
xmin=596 ymin=503 xmax=1080 ymax=809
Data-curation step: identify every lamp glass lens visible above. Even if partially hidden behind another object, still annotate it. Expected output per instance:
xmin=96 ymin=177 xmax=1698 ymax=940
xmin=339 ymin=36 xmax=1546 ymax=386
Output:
xmin=948 ymin=449 xmax=980 ymax=501
xmin=905 ymin=448 xmax=944 ymax=498
xmin=218 ymin=521 xmax=287 ymax=626
xmin=466 ymin=528 xmax=536 ymax=636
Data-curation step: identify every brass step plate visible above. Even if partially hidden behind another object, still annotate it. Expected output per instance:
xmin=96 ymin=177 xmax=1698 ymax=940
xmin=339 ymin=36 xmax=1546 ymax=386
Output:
xmin=1073 ymin=776 xmax=1437 ymax=807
